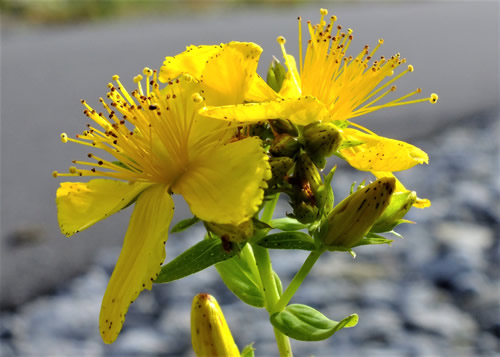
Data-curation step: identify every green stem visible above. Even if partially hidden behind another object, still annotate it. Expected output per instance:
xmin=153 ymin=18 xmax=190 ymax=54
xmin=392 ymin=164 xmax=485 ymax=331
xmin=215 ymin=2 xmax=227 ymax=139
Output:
xmin=275 ymin=247 xmax=326 ymax=312
xmin=252 ymin=194 xmax=293 ymax=356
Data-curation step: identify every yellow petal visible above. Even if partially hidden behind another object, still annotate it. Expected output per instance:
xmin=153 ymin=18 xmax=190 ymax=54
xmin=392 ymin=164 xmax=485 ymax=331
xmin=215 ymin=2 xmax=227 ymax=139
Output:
xmin=200 ymin=96 xmax=330 ymax=126
xmin=160 ymin=44 xmax=222 ymax=82
xmin=341 ymin=128 xmax=428 ymax=172
xmin=56 ymin=179 xmax=152 ymax=237
xmin=373 ymin=171 xmax=431 ymax=208
xmin=279 ymin=54 xmax=302 ymax=98
xmin=173 ymin=136 xmax=271 ymax=225
xmin=99 ymin=184 xmax=174 ymax=344
xmin=160 ymin=42 xmax=268 ymax=106
xmin=199 ymin=42 xmax=264 ymax=106
xmin=245 ymin=74 xmax=280 ymax=102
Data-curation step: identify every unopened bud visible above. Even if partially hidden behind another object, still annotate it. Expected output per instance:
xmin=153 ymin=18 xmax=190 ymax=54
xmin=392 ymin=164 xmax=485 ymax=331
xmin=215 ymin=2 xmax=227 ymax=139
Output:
xmin=191 ymin=293 xmax=240 ymax=357
xmin=322 ymin=177 xmax=396 ymax=248
xmin=294 ymin=152 xmax=322 ymax=195
xmin=303 ymin=122 xmax=342 ymax=159
xmin=270 ymin=134 xmax=301 ymax=158
xmin=371 ymin=190 xmax=417 ymax=233
xmin=206 ymin=220 xmax=254 ymax=243
xmin=270 ymin=119 xmax=299 ymax=136
xmin=266 ymin=57 xmax=287 ymax=93
xmin=268 ymin=157 xmax=294 ymax=187
xmin=290 ymin=201 xmax=320 ymax=224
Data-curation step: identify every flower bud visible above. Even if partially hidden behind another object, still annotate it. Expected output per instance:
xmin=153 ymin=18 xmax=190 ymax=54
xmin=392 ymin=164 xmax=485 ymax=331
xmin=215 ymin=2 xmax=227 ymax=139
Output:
xmin=268 ymin=156 xmax=294 ymax=187
xmin=270 ymin=119 xmax=299 ymax=136
xmin=290 ymin=201 xmax=319 ymax=224
xmin=206 ymin=220 xmax=254 ymax=243
xmin=266 ymin=57 xmax=286 ymax=93
xmin=371 ymin=190 xmax=417 ymax=233
xmin=294 ymin=152 xmax=322 ymax=195
xmin=270 ymin=134 xmax=301 ymax=158
xmin=322 ymin=177 xmax=396 ymax=248
xmin=303 ymin=122 xmax=342 ymax=159
xmin=191 ymin=293 xmax=240 ymax=357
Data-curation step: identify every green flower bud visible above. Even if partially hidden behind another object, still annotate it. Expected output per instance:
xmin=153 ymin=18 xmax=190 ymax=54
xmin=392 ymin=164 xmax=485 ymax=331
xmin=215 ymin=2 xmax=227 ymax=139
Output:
xmin=266 ymin=57 xmax=286 ymax=93
xmin=303 ymin=122 xmax=342 ymax=159
xmin=268 ymin=157 xmax=294 ymax=187
xmin=322 ymin=177 xmax=395 ymax=248
xmin=371 ymin=191 xmax=417 ymax=233
xmin=270 ymin=134 xmax=301 ymax=158
xmin=294 ymin=152 xmax=322 ymax=195
xmin=206 ymin=220 xmax=254 ymax=243
xmin=191 ymin=293 xmax=240 ymax=357
xmin=270 ymin=119 xmax=299 ymax=136
xmin=290 ymin=201 xmax=320 ymax=224
xmin=249 ymin=122 xmax=273 ymax=141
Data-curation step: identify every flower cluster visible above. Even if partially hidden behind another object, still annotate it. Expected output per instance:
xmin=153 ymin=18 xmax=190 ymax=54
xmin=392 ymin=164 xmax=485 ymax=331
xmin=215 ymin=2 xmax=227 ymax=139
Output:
xmin=53 ymin=8 xmax=437 ymax=352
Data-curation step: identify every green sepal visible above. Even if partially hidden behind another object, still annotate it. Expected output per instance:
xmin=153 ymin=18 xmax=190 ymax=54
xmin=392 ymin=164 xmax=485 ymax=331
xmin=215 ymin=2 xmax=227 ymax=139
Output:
xmin=155 ymin=237 xmax=237 ymax=284
xmin=241 ymin=343 xmax=255 ymax=357
xmin=270 ymin=304 xmax=358 ymax=341
xmin=252 ymin=217 xmax=273 ymax=231
xmin=170 ymin=216 xmax=200 ymax=233
xmin=215 ymin=244 xmax=265 ymax=308
xmin=269 ymin=217 xmax=308 ymax=231
xmin=266 ymin=57 xmax=286 ymax=93
xmin=317 ymin=165 xmax=336 ymax=217
xmin=352 ymin=233 xmax=393 ymax=247
xmin=338 ymin=139 xmax=364 ymax=150
xmin=255 ymin=232 xmax=316 ymax=251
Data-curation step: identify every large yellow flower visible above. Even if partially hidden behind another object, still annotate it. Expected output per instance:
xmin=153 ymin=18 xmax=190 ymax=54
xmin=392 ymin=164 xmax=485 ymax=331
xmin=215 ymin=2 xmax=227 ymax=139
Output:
xmin=53 ymin=69 xmax=270 ymax=343
xmin=199 ymin=10 xmax=437 ymax=207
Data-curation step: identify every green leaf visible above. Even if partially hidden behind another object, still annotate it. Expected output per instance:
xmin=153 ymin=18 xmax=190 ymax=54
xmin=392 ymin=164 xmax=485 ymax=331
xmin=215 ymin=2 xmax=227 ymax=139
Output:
xmin=256 ymin=232 xmax=316 ymax=251
xmin=270 ymin=217 xmax=308 ymax=231
xmin=155 ymin=238 xmax=236 ymax=284
xmin=270 ymin=304 xmax=358 ymax=341
xmin=240 ymin=343 xmax=255 ymax=357
xmin=170 ymin=216 xmax=200 ymax=233
xmin=216 ymin=244 xmax=265 ymax=308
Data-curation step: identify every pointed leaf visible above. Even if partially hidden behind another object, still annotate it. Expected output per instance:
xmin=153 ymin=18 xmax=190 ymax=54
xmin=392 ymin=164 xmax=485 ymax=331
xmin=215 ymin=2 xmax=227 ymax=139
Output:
xmin=216 ymin=244 xmax=265 ymax=308
xmin=155 ymin=238 xmax=237 ymax=284
xmin=270 ymin=304 xmax=358 ymax=341
xmin=256 ymin=232 xmax=316 ymax=251
xmin=170 ymin=216 xmax=200 ymax=233
xmin=270 ymin=217 xmax=308 ymax=231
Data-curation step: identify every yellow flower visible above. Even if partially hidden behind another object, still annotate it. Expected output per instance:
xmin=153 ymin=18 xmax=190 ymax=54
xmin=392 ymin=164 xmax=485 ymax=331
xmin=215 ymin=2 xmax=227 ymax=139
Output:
xmin=53 ymin=70 xmax=270 ymax=343
xmin=159 ymin=41 xmax=277 ymax=106
xmin=199 ymin=9 xmax=437 ymax=207
xmin=191 ymin=293 xmax=240 ymax=357
xmin=200 ymin=9 xmax=438 ymax=125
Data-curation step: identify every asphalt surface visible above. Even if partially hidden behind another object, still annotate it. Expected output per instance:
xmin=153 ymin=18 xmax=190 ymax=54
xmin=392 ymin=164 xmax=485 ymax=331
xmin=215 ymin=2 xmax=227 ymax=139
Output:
xmin=1 ymin=2 xmax=498 ymax=307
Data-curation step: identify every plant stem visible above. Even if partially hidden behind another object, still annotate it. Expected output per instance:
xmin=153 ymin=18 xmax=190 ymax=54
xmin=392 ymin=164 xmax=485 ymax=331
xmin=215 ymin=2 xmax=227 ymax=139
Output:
xmin=275 ymin=247 xmax=326 ymax=312
xmin=252 ymin=194 xmax=293 ymax=356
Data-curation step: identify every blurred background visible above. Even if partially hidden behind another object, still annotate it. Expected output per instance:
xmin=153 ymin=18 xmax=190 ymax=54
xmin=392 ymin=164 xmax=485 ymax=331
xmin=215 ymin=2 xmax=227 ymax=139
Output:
xmin=1 ymin=0 xmax=499 ymax=356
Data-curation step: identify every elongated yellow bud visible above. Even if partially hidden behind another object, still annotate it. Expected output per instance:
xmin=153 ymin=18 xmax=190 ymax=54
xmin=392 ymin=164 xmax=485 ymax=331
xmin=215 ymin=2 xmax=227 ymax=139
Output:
xmin=191 ymin=293 xmax=240 ymax=357
xmin=322 ymin=177 xmax=395 ymax=248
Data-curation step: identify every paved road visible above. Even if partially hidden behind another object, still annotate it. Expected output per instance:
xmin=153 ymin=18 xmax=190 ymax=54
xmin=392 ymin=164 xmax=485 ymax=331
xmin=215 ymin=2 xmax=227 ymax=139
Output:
xmin=1 ymin=2 xmax=498 ymax=307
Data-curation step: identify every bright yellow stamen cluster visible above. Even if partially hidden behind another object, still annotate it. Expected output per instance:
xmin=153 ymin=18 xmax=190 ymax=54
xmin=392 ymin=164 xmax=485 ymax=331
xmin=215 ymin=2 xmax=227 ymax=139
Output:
xmin=53 ymin=70 xmax=207 ymax=186
xmin=278 ymin=9 xmax=438 ymax=121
